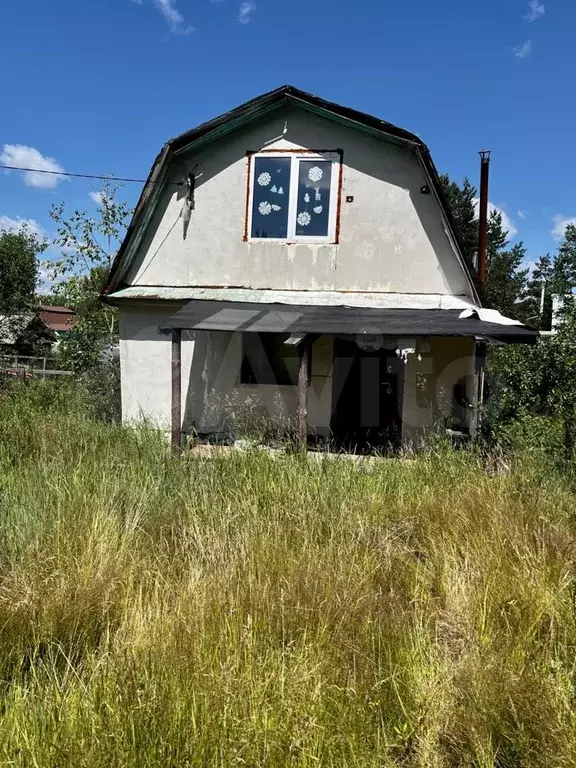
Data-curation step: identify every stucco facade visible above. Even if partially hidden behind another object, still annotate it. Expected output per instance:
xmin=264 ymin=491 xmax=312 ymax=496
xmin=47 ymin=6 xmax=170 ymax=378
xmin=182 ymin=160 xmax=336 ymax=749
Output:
xmin=119 ymin=303 xmax=334 ymax=437
xmin=119 ymin=303 xmax=476 ymax=445
xmin=126 ymin=107 xmax=475 ymax=299
xmin=111 ymin=87 xmax=486 ymax=449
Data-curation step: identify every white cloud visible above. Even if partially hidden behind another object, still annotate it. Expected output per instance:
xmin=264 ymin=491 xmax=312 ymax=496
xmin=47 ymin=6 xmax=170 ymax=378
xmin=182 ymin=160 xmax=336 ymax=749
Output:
xmin=473 ymin=199 xmax=518 ymax=239
xmin=0 ymin=215 xmax=48 ymax=241
xmin=132 ymin=0 xmax=192 ymax=33
xmin=37 ymin=264 xmax=60 ymax=292
xmin=552 ymin=215 xmax=576 ymax=239
xmin=90 ymin=191 xmax=115 ymax=208
xmin=517 ymin=209 xmax=526 ymax=220
xmin=238 ymin=1 xmax=256 ymax=23
xmin=155 ymin=0 xmax=185 ymax=28
xmin=514 ymin=40 xmax=533 ymax=59
xmin=90 ymin=191 xmax=104 ymax=206
xmin=526 ymin=0 xmax=545 ymax=22
xmin=0 ymin=144 xmax=66 ymax=189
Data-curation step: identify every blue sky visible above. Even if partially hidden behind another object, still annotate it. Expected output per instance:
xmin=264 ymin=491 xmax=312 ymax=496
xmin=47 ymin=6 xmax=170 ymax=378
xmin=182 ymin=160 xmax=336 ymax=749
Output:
xmin=1 ymin=0 xmax=574 ymax=279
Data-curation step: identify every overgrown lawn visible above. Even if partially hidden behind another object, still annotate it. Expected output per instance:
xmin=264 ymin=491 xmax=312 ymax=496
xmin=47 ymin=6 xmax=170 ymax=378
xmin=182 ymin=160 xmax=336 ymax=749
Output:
xmin=0 ymin=382 xmax=575 ymax=766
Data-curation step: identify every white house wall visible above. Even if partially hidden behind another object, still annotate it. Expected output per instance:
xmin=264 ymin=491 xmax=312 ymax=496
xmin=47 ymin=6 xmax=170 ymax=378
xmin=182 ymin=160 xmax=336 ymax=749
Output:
xmin=120 ymin=304 xmax=476 ymax=446
xmin=118 ymin=304 xmax=192 ymax=427
xmin=127 ymin=107 xmax=473 ymax=299
xmin=119 ymin=304 xmax=333 ymax=437
xmin=401 ymin=336 xmax=476 ymax=446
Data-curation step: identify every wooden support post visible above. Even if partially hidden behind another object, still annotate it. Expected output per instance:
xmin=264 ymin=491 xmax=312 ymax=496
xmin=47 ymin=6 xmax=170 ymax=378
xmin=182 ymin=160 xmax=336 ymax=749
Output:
xmin=171 ymin=329 xmax=182 ymax=455
xmin=470 ymin=341 xmax=486 ymax=441
xmin=297 ymin=336 xmax=310 ymax=451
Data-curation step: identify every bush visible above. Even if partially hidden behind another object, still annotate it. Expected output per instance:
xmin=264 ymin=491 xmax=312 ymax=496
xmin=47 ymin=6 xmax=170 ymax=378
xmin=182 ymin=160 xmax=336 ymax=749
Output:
xmin=0 ymin=361 xmax=121 ymax=440
xmin=493 ymin=414 xmax=564 ymax=457
xmin=79 ymin=357 xmax=121 ymax=423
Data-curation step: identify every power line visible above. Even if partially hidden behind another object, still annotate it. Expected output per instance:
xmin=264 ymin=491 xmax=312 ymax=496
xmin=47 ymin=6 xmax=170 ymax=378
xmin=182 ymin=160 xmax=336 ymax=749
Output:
xmin=0 ymin=164 xmax=179 ymax=186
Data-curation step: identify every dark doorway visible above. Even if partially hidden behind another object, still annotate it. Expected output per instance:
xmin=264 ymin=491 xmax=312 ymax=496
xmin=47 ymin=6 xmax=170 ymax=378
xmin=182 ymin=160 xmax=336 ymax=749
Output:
xmin=330 ymin=338 xmax=404 ymax=453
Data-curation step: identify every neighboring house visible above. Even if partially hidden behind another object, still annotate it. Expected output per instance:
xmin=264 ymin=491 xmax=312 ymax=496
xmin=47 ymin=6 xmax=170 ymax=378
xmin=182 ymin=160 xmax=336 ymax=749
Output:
xmin=104 ymin=85 xmax=536 ymax=451
xmin=38 ymin=305 xmax=76 ymax=341
xmin=0 ymin=305 xmax=76 ymax=355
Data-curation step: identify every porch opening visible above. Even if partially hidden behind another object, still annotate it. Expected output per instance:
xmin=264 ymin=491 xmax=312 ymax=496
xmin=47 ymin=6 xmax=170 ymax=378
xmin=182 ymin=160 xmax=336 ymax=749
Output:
xmin=158 ymin=298 xmax=538 ymax=454
xmin=330 ymin=337 xmax=404 ymax=454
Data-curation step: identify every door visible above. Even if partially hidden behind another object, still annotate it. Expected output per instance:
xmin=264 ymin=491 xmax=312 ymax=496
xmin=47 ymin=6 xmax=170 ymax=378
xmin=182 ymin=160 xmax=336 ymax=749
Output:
xmin=330 ymin=338 xmax=404 ymax=453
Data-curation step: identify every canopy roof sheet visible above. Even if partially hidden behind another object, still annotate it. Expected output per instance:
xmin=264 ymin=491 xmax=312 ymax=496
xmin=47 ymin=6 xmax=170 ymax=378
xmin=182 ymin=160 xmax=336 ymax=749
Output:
xmin=159 ymin=300 xmax=537 ymax=343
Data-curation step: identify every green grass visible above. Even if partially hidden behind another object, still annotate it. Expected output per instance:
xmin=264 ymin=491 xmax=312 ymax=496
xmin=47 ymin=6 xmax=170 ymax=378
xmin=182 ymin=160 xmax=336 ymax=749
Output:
xmin=0 ymin=381 xmax=576 ymax=766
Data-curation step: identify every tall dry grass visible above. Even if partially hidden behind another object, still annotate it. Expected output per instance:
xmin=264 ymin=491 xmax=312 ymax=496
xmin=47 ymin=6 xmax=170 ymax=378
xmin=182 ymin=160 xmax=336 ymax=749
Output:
xmin=0 ymin=381 xmax=575 ymax=766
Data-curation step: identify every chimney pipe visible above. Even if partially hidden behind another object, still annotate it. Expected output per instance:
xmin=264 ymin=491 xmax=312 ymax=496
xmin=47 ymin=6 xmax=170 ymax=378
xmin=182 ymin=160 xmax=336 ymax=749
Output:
xmin=477 ymin=150 xmax=491 ymax=296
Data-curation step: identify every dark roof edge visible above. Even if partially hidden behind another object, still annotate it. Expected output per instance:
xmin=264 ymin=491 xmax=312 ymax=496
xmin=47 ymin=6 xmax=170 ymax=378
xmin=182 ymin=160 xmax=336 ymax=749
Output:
xmin=167 ymin=85 xmax=426 ymax=153
xmin=104 ymin=85 xmax=478 ymax=299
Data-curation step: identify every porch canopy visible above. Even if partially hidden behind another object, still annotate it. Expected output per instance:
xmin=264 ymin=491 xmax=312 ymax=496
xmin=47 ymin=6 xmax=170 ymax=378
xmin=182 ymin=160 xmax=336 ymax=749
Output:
xmin=159 ymin=299 xmax=538 ymax=344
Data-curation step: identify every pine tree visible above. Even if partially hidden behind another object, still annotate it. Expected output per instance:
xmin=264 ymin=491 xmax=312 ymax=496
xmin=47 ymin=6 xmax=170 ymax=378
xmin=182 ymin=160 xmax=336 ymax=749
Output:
xmin=440 ymin=175 xmax=529 ymax=320
xmin=484 ymin=211 xmax=529 ymax=320
xmin=439 ymin=174 xmax=478 ymax=268
xmin=551 ymin=224 xmax=576 ymax=295
xmin=526 ymin=254 xmax=553 ymax=330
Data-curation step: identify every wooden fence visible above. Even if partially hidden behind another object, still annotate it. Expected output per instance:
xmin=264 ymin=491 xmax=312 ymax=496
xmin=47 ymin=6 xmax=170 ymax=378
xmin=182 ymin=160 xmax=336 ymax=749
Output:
xmin=0 ymin=355 xmax=73 ymax=379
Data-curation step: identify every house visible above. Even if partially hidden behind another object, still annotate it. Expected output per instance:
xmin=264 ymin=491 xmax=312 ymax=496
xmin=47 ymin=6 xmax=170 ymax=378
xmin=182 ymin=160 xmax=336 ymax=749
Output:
xmin=0 ymin=305 xmax=76 ymax=356
xmin=104 ymin=85 xmax=537 ymax=451
xmin=38 ymin=305 xmax=76 ymax=340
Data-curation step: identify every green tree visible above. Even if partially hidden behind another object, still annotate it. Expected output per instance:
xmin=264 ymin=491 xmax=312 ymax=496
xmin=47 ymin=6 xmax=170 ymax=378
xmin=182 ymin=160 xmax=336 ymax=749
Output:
xmin=525 ymin=254 xmax=553 ymax=329
xmin=50 ymin=179 xmax=131 ymax=278
xmin=485 ymin=225 xmax=576 ymax=458
xmin=439 ymin=174 xmax=478 ymax=268
xmin=52 ymin=266 xmax=117 ymax=372
xmin=551 ymin=225 xmax=576 ymax=296
xmin=0 ymin=225 xmax=47 ymax=350
xmin=548 ymin=300 xmax=576 ymax=460
xmin=484 ymin=211 xmax=530 ymax=320
xmin=440 ymin=175 xmax=530 ymax=319
xmin=48 ymin=181 xmax=131 ymax=373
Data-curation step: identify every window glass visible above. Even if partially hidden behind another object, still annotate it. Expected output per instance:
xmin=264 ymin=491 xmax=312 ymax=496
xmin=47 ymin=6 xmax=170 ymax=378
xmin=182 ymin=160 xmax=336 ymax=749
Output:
xmin=251 ymin=157 xmax=291 ymax=239
xmin=295 ymin=160 xmax=332 ymax=237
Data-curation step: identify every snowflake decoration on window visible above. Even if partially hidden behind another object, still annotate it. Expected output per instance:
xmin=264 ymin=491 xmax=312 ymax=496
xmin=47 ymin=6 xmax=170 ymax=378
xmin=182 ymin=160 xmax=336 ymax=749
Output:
xmin=297 ymin=211 xmax=311 ymax=227
xmin=258 ymin=201 xmax=272 ymax=216
xmin=313 ymin=206 xmax=323 ymax=214
xmin=257 ymin=172 xmax=271 ymax=186
xmin=271 ymin=204 xmax=281 ymax=211
xmin=308 ymin=166 xmax=323 ymax=183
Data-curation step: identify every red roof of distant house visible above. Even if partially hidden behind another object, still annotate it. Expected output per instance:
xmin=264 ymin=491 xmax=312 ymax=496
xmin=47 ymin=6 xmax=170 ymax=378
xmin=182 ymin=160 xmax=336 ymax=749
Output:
xmin=39 ymin=305 xmax=76 ymax=333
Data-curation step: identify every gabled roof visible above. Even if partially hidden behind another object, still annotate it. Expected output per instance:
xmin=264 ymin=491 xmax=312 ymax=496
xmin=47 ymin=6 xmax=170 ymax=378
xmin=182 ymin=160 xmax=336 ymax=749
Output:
xmin=105 ymin=85 xmax=479 ymax=301
xmin=39 ymin=305 xmax=76 ymax=333
xmin=0 ymin=306 xmax=76 ymax=346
